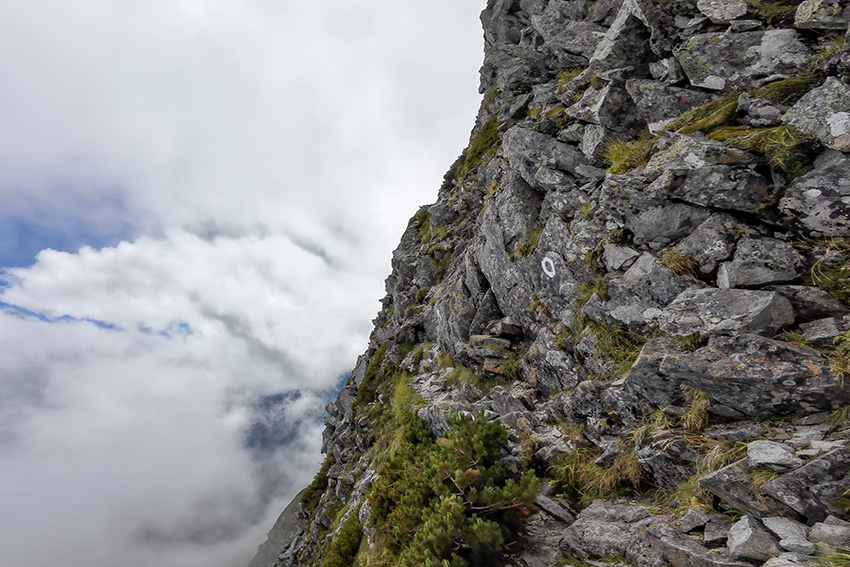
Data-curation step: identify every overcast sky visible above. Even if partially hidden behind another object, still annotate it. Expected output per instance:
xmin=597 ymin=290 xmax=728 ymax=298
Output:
xmin=0 ymin=2 xmax=485 ymax=566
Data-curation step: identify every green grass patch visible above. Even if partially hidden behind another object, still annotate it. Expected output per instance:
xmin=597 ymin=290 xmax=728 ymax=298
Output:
xmin=664 ymin=96 xmax=739 ymax=135
xmin=549 ymin=444 xmax=642 ymax=508
xmin=301 ymin=455 xmax=335 ymax=511
xmin=557 ymin=67 xmax=584 ymax=87
xmin=752 ymin=77 xmax=819 ymax=106
xmin=746 ymin=0 xmax=804 ymax=24
xmin=604 ymin=132 xmax=658 ymax=174
xmin=707 ymin=124 xmax=813 ymax=178
xmin=515 ymin=226 xmax=544 ymax=257
xmin=806 ymin=238 xmax=850 ymax=305
xmin=456 ymin=117 xmax=502 ymax=180
xmin=661 ymin=251 xmax=700 ymax=278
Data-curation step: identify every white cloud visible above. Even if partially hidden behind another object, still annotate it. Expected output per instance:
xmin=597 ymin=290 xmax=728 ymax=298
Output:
xmin=0 ymin=0 xmax=485 ymax=566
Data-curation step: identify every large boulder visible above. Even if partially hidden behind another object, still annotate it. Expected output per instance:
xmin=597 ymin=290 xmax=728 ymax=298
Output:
xmin=717 ymin=238 xmax=806 ymax=288
xmin=780 ymin=150 xmax=850 ymax=237
xmin=677 ymin=30 xmax=812 ymax=91
xmin=658 ymin=288 xmax=794 ymax=337
xmin=625 ymin=79 xmax=715 ymax=131
xmin=727 ymin=516 xmax=782 ymax=562
xmin=761 ymin=448 xmax=850 ymax=522
xmin=794 ymin=0 xmax=850 ymax=29
xmin=700 ymin=459 xmax=798 ymax=518
xmin=502 ymin=126 xmax=597 ymax=190
xmin=783 ymin=77 xmax=850 ymax=152
xmin=658 ymin=334 xmax=850 ymax=418
xmin=559 ymin=501 xmax=669 ymax=567
xmin=672 ymin=165 xmax=770 ymax=214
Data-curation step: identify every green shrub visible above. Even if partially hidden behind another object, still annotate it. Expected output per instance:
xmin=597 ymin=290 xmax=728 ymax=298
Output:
xmin=370 ymin=413 xmax=539 ymax=567
xmin=323 ymin=511 xmax=364 ymax=567
xmin=456 ymin=117 xmax=502 ymax=180
xmin=301 ymin=455 xmax=335 ymax=511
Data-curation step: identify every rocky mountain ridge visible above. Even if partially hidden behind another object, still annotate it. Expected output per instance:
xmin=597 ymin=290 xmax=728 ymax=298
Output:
xmin=249 ymin=0 xmax=850 ymax=565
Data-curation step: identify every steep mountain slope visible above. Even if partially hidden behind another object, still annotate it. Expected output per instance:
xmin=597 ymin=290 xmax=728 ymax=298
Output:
xmin=249 ymin=0 xmax=850 ymax=565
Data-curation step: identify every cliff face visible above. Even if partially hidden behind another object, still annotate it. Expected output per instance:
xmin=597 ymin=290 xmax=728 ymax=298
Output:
xmin=250 ymin=0 xmax=850 ymax=565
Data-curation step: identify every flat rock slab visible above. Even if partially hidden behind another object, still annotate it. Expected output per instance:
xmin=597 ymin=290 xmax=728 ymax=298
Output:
xmin=560 ymin=501 xmax=669 ymax=567
xmin=643 ymin=133 xmax=757 ymax=179
xmin=728 ymin=516 xmax=782 ymax=562
xmin=625 ymin=79 xmax=715 ymax=130
xmin=672 ymin=165 xmax=770 ymax=214
xmin=780 ymin=150 xmax=850 ymax=237
xmin=658 ymin=288 xmax=794 ymax=337
xmin=658 ymin=334 xmax=850 ymax=418
xmin=697 ymin=0 xmax=749 ymax=22
xmin=748 ymin=440 xmax=806 ymax=472
xmin=672 ymin=213 xmax=740 ymax=274
xmin=649 ymin=524 xmax=752 ymax=567
xmin=761 ymin=448 xmax=850 ymax=522
xmin=677 ymin=30 xmax=811 ymax=91
xmin=762 ymin=516 xmax=816 ymax=554
xmin=809 ymin=515 xmax=850 ymax=547
xmin=718 ymin=238 xmax=806 ymax=288
xmin=699 ymin=459 xmax=798 ymax=518
xmin=784 ymin=77 xmax=850 ymax=152
xmin=766 ymin=285 xmax=847 ymax=322
xmin=502 ymin=126 xmax=594 ymax=190
xmin=795 ymin=0 xmax=850 ymax=29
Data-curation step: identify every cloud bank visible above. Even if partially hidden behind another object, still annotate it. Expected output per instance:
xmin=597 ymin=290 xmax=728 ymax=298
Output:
xmin=0 ymin=1 xmax=484 ymax=566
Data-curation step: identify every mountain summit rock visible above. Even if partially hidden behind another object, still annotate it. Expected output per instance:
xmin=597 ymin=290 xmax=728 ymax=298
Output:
xmin=249 ymin=0 xmax=850 ymax=565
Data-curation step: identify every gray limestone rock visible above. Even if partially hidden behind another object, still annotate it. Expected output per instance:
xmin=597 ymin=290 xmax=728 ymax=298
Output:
xmin=697 ymin=0 xmax=748 ymax=24
xmin=643 ymin=133 xmax=758 ymax=180
xmin=780 ymin=150 xmax=850 ymax=237
xmin=625 ymin=79 xmax=715 ymax=131
xmin=523 ymin=328 xmax=581 ymax=395
xmin=761 ymin=448 xmax=850 ymax=522
xmin=700 ymin=459 xmax=797 ymax=518
xmin=650 ymin=57 xmax=687 ymax=83
xmin=588 ymin=1 xmax=653 ymax=71
xmin=727 ymin=516 xmax=782 ymax=562
xmin=567 ymin=81 xmax=646 ymax=136
xmin=718 ymin=238 xmax=806 ymax=288
xmin=677 ymin=30 xmax=812 ymax=91
xmin=795 ymin=0 xmax=850 ymax=29
xmin=648 ymin=524 xmax=752 ymax=567
xmin=605 ymin=337 xmax=690 ymax=419
xmin=502 ymin=126 xmax=594 ymax=190
xmin=704 ymin=513 xmax=734 ymax=546
xmin=672 ymin=214 xmax=742 ymax=274
xmin=248 ymin=491 xmax=308 ymax=567
xmin=636 ymin=445 xmax=692 ymax=489
xmin=673 ymin=165 xmax=770 ymax=214
xmin=784 ymin=78 xmax=850 ymax=153
xmin=531 ymin=15 xmax=608 ymax=61
xmin=658 ymin=288 xmax=794 ymax=337
xmin=762 ymin=516 xmax=816 ymax=554
xmin=809 ymin=515 xmax=850 ymax=547
xmin=680 ymin=507 xmax=711 ymax=532
xmin=738 ymin=92 xmax=787 ymax=128
xmin=560 ymin=501 xmax=669 ymax=567
xmin=627 ymin=203 xmax=711 ymax=250
xmin=659 ymin=334 xmax=850 ymax=418
xmin=697 ymin=0 xmax=749 ymax=22
xmin=588 ymin=253 xmax=700 ymax=332
xmin=603 ymin=242 xmax=641 ymax=271
xmin=748 ymin=440 xmax=806 ymax=472
xmin=767 ymin=285 xmax=848 ymax=322
xmin=800 ymin=315 xmax=850 ymax=346
xmin=764 ymin=553 xmax=821 ymax=567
